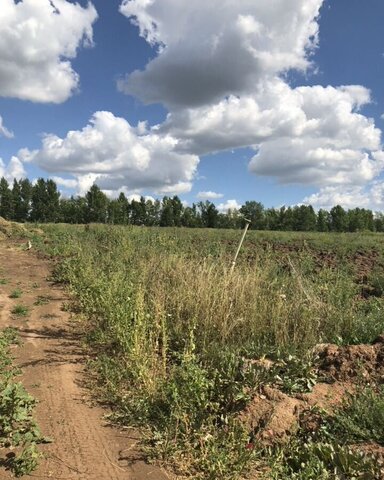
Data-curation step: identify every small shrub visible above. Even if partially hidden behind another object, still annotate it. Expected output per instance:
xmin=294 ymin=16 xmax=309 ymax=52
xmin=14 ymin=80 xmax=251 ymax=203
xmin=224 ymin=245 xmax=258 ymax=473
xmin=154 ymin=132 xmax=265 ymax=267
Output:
xmin=9 ymin=289 xmax=22 ymax=299
xmin=330 ymin=386 xmax=384 ymax=445
xmin=11 ymin=305 xmax=29 ymax=317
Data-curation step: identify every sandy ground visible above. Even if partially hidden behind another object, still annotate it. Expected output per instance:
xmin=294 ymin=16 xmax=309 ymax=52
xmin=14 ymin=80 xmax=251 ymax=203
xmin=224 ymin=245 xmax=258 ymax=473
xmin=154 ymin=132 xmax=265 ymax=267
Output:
xmin=0 ymin=241 xmax=169 ymax=480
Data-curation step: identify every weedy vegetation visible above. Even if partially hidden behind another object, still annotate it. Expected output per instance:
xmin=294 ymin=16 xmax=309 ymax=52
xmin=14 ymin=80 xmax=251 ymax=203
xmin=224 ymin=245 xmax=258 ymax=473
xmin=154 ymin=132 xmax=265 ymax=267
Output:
xmin=0 ymin=328 xmax=46 ymax=477
xmin=11 ymin=304 xmax=29 ymax=317
xmin=34 ymin=295 xmax=52 ymax=306
xmin=28 ymin=224 xmax=384 ymax=478
xmin=9 ymin=288 xmax=23 ymax=299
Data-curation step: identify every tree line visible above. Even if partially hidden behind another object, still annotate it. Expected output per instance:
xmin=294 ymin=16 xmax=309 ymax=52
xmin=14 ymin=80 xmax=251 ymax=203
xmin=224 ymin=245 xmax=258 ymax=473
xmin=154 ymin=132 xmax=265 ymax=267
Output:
xmin=1 ymin=176 xmax=384 ymax=232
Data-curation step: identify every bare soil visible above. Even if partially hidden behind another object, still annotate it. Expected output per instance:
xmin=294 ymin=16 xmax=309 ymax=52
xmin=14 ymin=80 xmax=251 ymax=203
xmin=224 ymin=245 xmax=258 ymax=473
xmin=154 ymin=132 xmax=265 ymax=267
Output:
xmin=0 ymin=240 xmax=169 ymax=480
xmin=241 ymin=338 xmax=384 ymax=445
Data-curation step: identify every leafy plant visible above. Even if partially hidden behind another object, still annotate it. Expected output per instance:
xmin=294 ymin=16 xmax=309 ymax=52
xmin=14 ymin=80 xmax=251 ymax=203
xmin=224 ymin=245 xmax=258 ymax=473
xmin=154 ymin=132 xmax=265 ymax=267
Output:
xmin=329 ymin=386 xmax=384 ymax=445
xmin=9 ymin=288 xmax=22 ymax=299
xmin=11 ymin=304 xmax=29 ymax=317
xmin=0 ymin=329 xmax=45 ymax=477
xmin=271 ymin=439 xmax=381 ymax=479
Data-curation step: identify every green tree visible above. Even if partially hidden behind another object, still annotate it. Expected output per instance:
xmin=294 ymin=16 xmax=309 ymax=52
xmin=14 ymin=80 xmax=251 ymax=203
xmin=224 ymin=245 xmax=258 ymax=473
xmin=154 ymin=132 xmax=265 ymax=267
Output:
xmin=181 ymin=204 xmax=200 ymax=227
xmin=279 ymin=206 xmax=294 ymax=231
xmin=146 ymin=199 xmax=161 ymax=226
xmin=30 ymin=178 xmax=60 ymax=222
xmin=198 ymin=201 xmax=219 ymax=228
xmin=85 ymin=185 xmax=108 ymax=223
xmin=240 ymin=201 xmax=265 ymax=229
xmin=347 ymin=208 xmax=374 ymax=232
xmin=330 ymin=205 xmax=348 ymax=232
xmin=11 ymin=179 xmax=23 ymax=222
xmin=292 ymin=205 xmax=317 ymax=231
xmin=130 ymin=197 xmax=147 ymax=225
xmin=19 ymin=179 xmax=32 ymax=222
xmin=0 ymin=177 xmax=13 ymax=220
xmin=317 ymin=209 xmax=330 ymax=232
xmin=264 ymin=208 xmax=280 ymax=230
xmin=160 ymin=196 xmax=175 ymax=227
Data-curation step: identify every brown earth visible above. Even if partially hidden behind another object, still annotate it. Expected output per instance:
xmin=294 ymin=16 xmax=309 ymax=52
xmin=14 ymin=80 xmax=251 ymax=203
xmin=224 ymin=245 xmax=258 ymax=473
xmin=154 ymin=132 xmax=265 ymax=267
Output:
xmin=0 ymin=240 xmax=169 ymax=480
xmin=241 ymin=338 xmax=384 ymax=445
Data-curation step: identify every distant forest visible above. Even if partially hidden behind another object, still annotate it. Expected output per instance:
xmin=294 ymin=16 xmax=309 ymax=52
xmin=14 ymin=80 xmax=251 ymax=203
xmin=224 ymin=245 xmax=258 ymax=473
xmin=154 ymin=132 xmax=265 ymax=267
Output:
xmin=0 ymin=176 xmax=383 ymax=232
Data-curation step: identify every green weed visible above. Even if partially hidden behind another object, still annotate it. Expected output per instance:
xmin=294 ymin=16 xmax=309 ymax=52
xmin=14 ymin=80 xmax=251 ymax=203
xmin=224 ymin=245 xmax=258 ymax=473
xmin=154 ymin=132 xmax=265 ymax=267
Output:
xmin=0 ymin=329 xmax=45 ymax=477
xmin=330 ymin=386 xmax=384 ymax=445
xmin=271 ymin=439 xmax=381 ymax=479
xmin=11 ymin=304 xmax=29 ymax=317
xmin=34 ymin=295 xmax=52 ymax=306
xmin=9 ymin=288 xmax=22 ymax=299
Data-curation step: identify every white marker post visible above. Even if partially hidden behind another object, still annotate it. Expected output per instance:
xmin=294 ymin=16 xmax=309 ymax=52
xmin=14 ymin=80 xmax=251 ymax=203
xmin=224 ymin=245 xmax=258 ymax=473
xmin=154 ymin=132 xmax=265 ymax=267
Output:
xmin=230 ymin=218 xmax=251 ymax=274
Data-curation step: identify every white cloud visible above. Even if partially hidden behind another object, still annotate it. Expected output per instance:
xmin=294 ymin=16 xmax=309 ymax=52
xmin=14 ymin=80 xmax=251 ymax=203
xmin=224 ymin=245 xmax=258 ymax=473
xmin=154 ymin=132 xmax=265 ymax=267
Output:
xmin=197 ymin=191 xmax=224 ymax=200
xmin=118 ymin=0 xmax=384 ymax=196
xmin=119 ymin=0 xmax=322 ymax=107
xmin=161 ymin=80 xmax=382 ymax=189
xmin=302 ymin=182 xmax=384 ymax=211
xmin=0 ymin=156 xmax=26 ymax=182
xmin=0 ymin=115 xmax=13 ymax=138
xmin=248 ymin=85 xmax=383 ymax=187
xmin=20 ymin=111 xmax=199 ymax=195
xmin=125 ymin=193 xmax=155 ymax=203
xmin=217 ymin=199 xmax=241 ymax=213
xmin=0 ymin=0 xmax=97 ymax=103
xmin=10 ymin=0 xmax=384 ymax=205
xmin=51 ymin=176 xmax=78 ymax=189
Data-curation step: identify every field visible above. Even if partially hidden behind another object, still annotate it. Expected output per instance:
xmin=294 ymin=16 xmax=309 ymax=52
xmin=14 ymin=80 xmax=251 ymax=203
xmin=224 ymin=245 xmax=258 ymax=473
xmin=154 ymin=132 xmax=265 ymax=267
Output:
xmin=5 ymin=222 xmax=384 ymax=478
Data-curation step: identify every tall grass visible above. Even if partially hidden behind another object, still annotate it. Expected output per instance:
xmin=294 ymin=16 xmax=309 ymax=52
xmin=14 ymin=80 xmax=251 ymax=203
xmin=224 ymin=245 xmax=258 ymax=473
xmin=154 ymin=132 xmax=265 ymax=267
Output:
xmin=35 ymin=224 xmax=384 ymax=478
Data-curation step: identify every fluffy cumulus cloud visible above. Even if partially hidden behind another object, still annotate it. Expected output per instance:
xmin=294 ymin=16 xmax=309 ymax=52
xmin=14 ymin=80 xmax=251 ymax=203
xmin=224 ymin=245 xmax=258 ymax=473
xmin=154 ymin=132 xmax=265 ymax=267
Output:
xmin=20 ymin=111 xmax=199 ymax=195
xmin=0 ymin=115 xmax=13 ymax=138
xmin=217 ymin=199 xmax=242 ymax=213
xmin=0 ymin=156 xmax=26 ymax=182
xmin=302 ymin=182 xmax=384 ymax=211
xmin=248 ymin=85 xmax=383 ymax=187
xmin=119 ymin=0 xmax=321 ymax=108
xmin=7 ymin=0 xmax=384 ymax=206
xmin=115 ymin=0 xmax=384 ymax=208
xmin=0 ymin=0 xmax=97 ymax=103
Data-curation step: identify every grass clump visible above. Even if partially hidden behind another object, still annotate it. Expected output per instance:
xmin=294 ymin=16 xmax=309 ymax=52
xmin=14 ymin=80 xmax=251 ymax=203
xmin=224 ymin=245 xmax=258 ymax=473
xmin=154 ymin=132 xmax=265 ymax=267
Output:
xmin=9 ymin=288 xmax=22 ymax=299
xmin=11 ymin=304 xmax=29 ymax=317
xmin=34 ymin=295 xmax=52 ymax=306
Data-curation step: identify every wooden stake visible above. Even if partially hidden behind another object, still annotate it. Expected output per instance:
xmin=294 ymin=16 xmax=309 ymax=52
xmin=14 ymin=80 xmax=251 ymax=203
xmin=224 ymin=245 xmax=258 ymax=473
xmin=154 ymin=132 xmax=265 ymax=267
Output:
xmin=230 ymin=218 xmax=251 ymax=274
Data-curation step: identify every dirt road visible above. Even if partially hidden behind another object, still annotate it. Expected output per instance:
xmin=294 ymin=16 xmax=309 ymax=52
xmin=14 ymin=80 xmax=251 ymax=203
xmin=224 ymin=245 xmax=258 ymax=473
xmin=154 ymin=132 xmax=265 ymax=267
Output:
xmin=0 ymin=241 xmax=169 ymax=480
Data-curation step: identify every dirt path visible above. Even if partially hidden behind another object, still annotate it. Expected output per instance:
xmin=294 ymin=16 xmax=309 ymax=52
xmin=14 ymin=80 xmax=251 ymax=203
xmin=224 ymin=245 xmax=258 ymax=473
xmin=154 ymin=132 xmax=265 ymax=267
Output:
xmin=0 ymin=241 xmax=169 ymax=480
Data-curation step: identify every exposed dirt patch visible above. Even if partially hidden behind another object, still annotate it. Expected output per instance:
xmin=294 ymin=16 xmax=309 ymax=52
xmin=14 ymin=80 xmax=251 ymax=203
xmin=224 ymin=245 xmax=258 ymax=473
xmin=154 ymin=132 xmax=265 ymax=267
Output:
xmin=240 ymin=338 xmax=384 ymax=445
xmin=240 ymin=381 xmax=350 ymax=445
xmin=0 ymin=240 xmax=169 ymax=479
xmin=315 ymin=338 xmax=384 ymax=382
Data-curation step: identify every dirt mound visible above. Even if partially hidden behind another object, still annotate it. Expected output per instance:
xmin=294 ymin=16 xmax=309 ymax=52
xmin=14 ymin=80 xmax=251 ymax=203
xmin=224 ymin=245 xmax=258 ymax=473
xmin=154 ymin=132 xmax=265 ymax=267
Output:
xmin=0 ymin=216 xmax=28 ymax=239
xmin=315 ymin=337 xmax=384 ymax=381
xmin=241 ymin=337 xmax=384 ymax=445
xmin=240 ymin=382 xmax=349 ymax=444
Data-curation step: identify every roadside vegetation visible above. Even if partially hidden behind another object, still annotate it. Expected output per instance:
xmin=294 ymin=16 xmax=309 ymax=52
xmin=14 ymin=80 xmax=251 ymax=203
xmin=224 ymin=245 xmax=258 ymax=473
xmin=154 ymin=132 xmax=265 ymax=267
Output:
xmin=21 ymin=223 xmax=383 ymax=478
xmin=0 ymin=328 xmax=44 ymax=477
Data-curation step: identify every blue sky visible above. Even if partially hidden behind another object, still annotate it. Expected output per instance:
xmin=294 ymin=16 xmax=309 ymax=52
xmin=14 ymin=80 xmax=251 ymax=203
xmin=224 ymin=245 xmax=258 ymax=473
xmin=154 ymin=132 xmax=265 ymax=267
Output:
xmin=1 ymin=0 xmax=384 ymax=211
